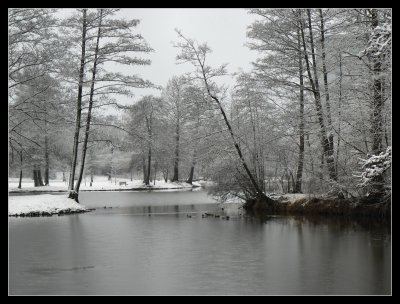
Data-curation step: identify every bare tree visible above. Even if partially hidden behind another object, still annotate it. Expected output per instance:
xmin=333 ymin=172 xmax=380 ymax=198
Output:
xmin=175 ymin=30 xmax=273 ymax=203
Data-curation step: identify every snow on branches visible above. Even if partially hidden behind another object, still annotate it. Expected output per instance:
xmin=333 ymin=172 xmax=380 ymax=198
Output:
xmin=359 ymin=21 xmax=392 ymax=58
xmin=357 ymin=146 xmax=391 ymax=194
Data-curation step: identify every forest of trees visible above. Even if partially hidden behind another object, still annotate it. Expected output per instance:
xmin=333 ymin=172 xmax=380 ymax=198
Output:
xmin=9 ymin=8 xmax=391 ymax=204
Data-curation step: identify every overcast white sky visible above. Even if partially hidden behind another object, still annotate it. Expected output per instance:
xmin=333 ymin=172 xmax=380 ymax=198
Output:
xmin=58 ymin=8 xmax=262 ymax=105
xmin=113 ymin=8 xmax=261 ymax=100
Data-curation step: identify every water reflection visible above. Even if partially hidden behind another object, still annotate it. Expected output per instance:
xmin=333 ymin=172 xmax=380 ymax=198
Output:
xmin=9 ymin=191 xmax=391 ymax=295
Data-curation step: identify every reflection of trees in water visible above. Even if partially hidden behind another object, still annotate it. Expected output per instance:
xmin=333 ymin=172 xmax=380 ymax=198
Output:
xmin=244 ymin=209 xmax=390 ymax=236
xmin=134 ymin=203 xmax=202 ymax=216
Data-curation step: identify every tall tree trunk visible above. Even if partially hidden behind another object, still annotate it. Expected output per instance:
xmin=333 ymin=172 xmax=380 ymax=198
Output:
xmin=289 ymin=170 xmax=296 ymax=193
xmin=306 ymin=132 xmax=314 ymax=175
xmin=147 ymin=146 xmax=151 ymax=185
xmin=187 ymin=111 xmax=201 ymax=185
xmin=255 ymin=106 xmax=265 ymax=193
xmin=187 ymin=148 xmax=197 ymax=185
xmin=336 ymin=52 xmax=343 ymax=175
xmin=37 ymin=167 xmax=44 ymax=186
xmin=144 ymin=109 xmax=153 ymax=185
xmin=142 ymin=153 xmax=147 ymax=184
xmin=187 ymin=166 xmax=195 ymax=185
xmin=69 ymin=8 xmax=87 ymax=191
xmin=384 ymin=119 xmax=389 ymax=148
xmin=299 ymin=9 xmax=337 ymax=181
xmin=153 ymin=161 xmax=157 ymax=185
xmin=75 ymin=9 xmax=103 ymax=192
xmin=246 ymin=84 xmax=258 ymax=181
xmin=33 ymin=166 xmax=39 ymax=187
xmin=295 ymin=23 xmax=305 ymax=193
xmin=172 ymin=119 xmax=180 ymax=182
xmin=110 ymin=146 xmax=114 ymax=183
xmin=319 ymin=9 xmax=334 ymax=154
xmin=163 ymin=169 xmax=168 ymax=183
xmin=369 ymin=9 xmax=385 ymax=196
xmin=370 ymin=9 xmax=384 ymax=155
xmin=44 ymin=121 xmax=49 ymax=186
xmin=18 ymin=151 xmax=22 ymax=189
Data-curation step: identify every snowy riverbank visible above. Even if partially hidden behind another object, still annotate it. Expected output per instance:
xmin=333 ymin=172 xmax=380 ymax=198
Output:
xmin=219 ymin=193 xmax=310 ymax=205
xmin=9 ymin=176 xmax=205 ymax=193
xmin=9 ymin=194 xmax=90 ymax=217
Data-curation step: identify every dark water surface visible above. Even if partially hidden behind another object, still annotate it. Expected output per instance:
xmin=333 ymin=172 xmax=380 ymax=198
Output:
xmin=9 ymin=190 xmax=391 ymax=295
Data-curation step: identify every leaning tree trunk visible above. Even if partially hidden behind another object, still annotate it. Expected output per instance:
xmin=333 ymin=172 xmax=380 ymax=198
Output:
xmin=75 ymin=9 xmax=103 ymax=193
xmin=68 ymin=8 xmax=87 ymax=192
xmin=179 ymin=30 xmax=272 ymax=204
xmin=204 ymin=83 xmax=268 ymax=201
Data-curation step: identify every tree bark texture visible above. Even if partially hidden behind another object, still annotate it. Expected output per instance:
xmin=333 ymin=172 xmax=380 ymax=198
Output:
xmin=75 ymin=9 xmax=103 ymax=192
xmin=69 ymin=9 xmax=87 ymax=191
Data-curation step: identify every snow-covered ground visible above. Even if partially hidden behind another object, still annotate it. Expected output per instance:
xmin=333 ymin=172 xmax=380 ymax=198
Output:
xmin=9 ymin=194 xmax=88 ymax=216
xmin=217 ymin=193 xmax=311 ymax=205
xmin=8 ymin=176 xmax=203 ymax=193
xmin=218 ymin=196 xmax=245 ymax=204
xmin=269 ymin=193 xmax=309 ymax=203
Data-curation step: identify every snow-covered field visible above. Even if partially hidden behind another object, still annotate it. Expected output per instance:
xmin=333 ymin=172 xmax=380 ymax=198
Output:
xmin=8 ymin=176 xmax=203 ymax=193
xmin=9 ymin=194 xmax=88 ymax=216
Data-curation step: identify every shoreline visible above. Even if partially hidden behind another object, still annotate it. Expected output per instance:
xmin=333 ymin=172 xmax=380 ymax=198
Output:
xmin=8 ymin=179 xmax=207 ymax=194
xmin=9 ymin=208 xmax=94 ymax=217
xmin=243 ymin=194 xmax=391 ymax=220
xmin=9 ymin=185 xmax=202 ymax=194
xmin=8 ymin=183 xmax=206 ymax=217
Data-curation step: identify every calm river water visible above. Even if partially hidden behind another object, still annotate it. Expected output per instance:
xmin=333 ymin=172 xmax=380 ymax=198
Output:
xmin=9 ymin=190 xmax=391 ymax=295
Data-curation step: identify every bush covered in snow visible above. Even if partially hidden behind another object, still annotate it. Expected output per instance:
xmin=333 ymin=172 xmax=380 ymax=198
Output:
xmin=357 ymin=146 xmax=391 ymax=196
